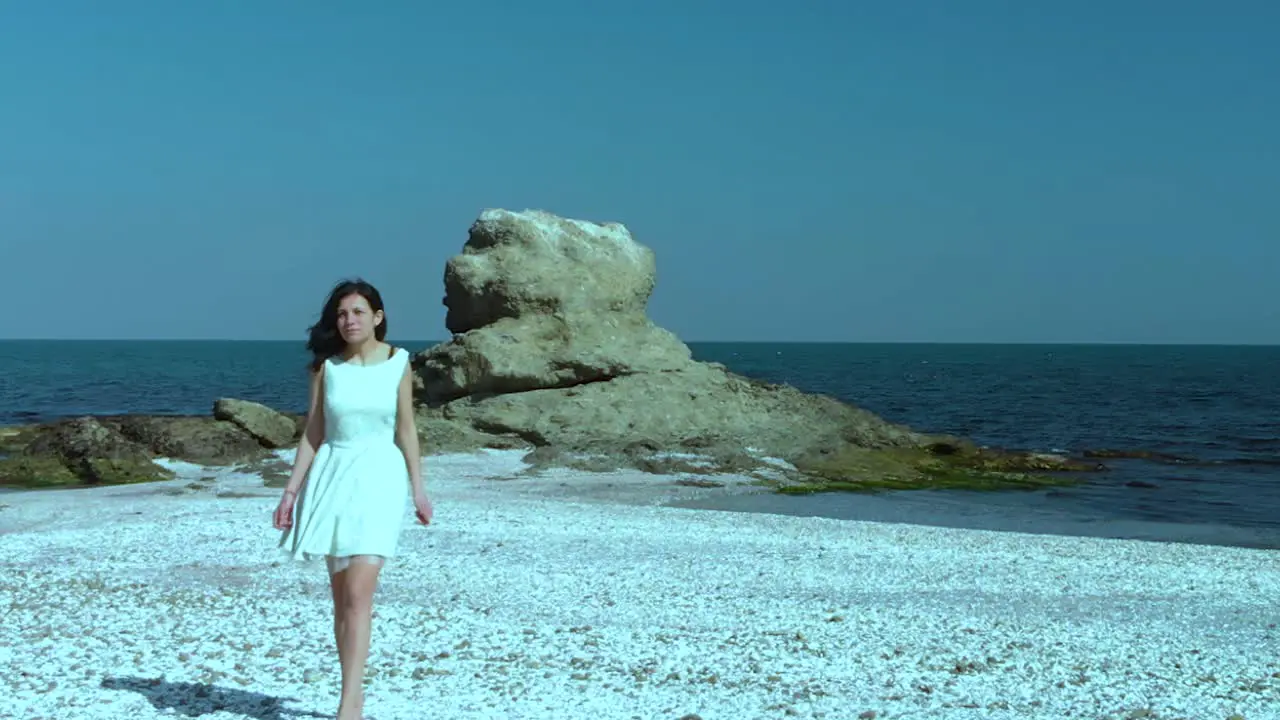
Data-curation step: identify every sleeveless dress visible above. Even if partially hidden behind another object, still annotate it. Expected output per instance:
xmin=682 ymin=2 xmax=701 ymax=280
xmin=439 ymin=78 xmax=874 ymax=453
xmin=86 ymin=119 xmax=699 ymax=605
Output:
xmin=278 ymin=347 xmax=412 ymax=572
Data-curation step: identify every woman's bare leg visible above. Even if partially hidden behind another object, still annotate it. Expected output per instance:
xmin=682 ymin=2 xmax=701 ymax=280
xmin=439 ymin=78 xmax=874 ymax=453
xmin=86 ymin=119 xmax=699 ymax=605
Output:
xmin=336 ymin=556 xmax=384 ymax=720
xmin=327 ymin=560 xmax=347 ymax=672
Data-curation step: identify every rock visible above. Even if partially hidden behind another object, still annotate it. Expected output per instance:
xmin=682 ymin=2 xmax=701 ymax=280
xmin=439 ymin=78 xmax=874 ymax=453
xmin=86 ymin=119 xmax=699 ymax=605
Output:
xmin=515 ymin=442 xmax=756 ymax=477
xmin=212 ymin=398 xmax=298 ymax=448
xmin=234 ymin=455 xmax=294 ymax=488
xmin=443 ymin=208 xmax=659 ymax=333
xmin=0 ymin=456 xmax=81 ymax=488
xmin=115 ymin=416 xmax=271 ymax=465
xmin=413 ymin=411 xmax=531 ymax=454
xmin=413 ymin=208 xmax=1104 ymax=492
xmin=417 ymin=209 xmax=693 ymax=404
xmin=17 ymin=416 xmax=173 ymax=486
xmin=23 ymin=416 xmax=150 ymax=462
xmin=924 ymin=440 xmax=1105 ymax=473
xmin=8 ymin=413 xmax=277 ymax=487
xmin=439 ymin=362 xmax=920 ymax=458
xmin=420 ymin=209 xmax=919 ymax=464
xmin=0 ymin=425 xmax=37 ymax=455
xmin=782 ymin=445 xmax=1082 ymax=494
xmin=81 ymin=458 xmax=175 ymax=486
xmin=416 ymin=314 xmax=691 ymax=404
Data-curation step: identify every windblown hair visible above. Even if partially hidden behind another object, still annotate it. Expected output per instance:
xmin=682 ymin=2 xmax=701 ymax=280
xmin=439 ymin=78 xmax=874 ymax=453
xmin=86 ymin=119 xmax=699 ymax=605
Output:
xmin=306 ymin=278 xmax=387 ymax=372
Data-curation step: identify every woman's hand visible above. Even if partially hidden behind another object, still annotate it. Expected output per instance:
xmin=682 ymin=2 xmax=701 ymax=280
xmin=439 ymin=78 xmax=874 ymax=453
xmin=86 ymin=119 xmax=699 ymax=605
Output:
xmin=413 ymin=490 xmax=433 ymax=525
xmin=273 ymin=490 xmax=296 ymax=531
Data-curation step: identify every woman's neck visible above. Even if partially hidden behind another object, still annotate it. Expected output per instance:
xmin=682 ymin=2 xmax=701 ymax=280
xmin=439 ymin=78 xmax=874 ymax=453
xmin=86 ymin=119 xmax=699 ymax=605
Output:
xmin=343 ymin=339 xmax=386 ymax=365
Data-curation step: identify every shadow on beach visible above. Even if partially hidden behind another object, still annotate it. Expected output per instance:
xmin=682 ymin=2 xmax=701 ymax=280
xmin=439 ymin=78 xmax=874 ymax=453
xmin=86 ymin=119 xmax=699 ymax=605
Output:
xmin=100 ymin=676 xmax=331 ymax=720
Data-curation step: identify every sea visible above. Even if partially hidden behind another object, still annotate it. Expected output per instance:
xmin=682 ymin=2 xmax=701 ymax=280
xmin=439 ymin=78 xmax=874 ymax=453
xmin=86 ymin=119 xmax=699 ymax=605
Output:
xmin=2 ymin=340 xmax=1277 ymax=549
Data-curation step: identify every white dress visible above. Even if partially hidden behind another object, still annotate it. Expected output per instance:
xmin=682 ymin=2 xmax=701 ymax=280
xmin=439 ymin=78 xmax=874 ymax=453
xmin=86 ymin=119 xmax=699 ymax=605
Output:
xmin=278 ymin=347 xmax=411 ymax=571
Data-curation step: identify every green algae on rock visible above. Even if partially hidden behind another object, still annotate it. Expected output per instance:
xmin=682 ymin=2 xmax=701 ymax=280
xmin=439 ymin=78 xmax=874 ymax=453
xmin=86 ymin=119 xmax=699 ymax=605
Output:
xmin=777 ymin=445 xmax=1092 ymax=495
xmin=80 ymin=458 xmax=176 ymax=485
xmin=0 ymin=456 xmax=82 ymax=488
xmin=2 ymin=415 xmax=247 ymax=489
xmin=0 ymin=425 xmax=38 ymax=455
xmin=0 ymin=455 xmax=174 ymax=489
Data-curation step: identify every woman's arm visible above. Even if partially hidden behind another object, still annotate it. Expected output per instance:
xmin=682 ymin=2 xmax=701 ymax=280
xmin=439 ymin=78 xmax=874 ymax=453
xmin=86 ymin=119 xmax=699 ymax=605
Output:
xmin=395 ymin=361 xmax=424 ymax=495
xmin=283 ymin=366 xmax=326 ymax=496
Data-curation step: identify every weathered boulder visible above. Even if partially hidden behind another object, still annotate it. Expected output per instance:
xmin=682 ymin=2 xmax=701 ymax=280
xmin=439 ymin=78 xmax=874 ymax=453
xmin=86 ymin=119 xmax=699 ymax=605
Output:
xmin=443 ymin=208 xmax=659 ymax=333
xmin=416 ymin=314 xmax=691 ymax=404
xmin=416 ymin=209 xmax=694 ymax=404
xmin=115 ymin=415 xmax=272 ymax=465
xmin=213 ymin=398 xmax=298 ymax=448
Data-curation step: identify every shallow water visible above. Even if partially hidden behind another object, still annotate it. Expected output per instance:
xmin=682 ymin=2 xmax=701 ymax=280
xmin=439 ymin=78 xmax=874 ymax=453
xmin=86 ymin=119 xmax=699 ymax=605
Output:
xmin=670 ymin=486 xmax=1280 ymax=550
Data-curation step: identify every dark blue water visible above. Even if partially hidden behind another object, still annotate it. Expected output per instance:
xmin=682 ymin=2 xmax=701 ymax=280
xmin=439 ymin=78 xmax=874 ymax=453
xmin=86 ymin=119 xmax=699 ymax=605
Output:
xmin=2 ymin=341 xmax=1278 ymax=545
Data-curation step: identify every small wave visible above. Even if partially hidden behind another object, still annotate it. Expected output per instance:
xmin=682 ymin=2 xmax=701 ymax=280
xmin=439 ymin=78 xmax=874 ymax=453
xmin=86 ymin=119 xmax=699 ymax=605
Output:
xmin=1224 ymin=457 xmax=1280 ymax=467
xmin=1235 ymin=436 xmax=1280 ymax=449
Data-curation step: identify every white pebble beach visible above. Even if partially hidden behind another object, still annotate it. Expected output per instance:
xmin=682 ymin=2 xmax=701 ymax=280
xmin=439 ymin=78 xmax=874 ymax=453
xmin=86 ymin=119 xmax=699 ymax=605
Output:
xmin=1 ymin=449 xmax=1277 ymax=720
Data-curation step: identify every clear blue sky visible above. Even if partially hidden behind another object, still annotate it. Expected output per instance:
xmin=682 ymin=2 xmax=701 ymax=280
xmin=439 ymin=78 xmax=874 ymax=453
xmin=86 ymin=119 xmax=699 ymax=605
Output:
xmin=1 ymin=2 xmax=1275 ymax=343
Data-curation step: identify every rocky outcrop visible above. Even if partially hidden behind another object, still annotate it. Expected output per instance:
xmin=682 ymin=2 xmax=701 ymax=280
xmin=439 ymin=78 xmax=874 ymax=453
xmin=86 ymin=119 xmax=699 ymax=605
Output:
xmin=13 ymin=416 xmax=174 ymax=486
xmin=0 ymin=400 xmax=520 ymax=489
xmin=414 ymin=209 xmax=922 ymax=468
xmin=410 ymin=208 xmax=1107 ymax=491
xmin=0 ymin=408 xmax=295 ymax=489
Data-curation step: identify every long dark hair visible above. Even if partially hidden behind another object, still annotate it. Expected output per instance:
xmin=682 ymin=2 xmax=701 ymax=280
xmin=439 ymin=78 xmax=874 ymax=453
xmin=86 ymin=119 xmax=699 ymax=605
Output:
xmin=306 ymin=278 xmax=388 ymax=372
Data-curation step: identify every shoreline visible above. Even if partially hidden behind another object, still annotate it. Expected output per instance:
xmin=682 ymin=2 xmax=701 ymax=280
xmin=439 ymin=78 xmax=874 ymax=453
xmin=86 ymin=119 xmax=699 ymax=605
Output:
xmin=2 ymin=450 xmax=1277 ymax=718
xmin=4 ymin=445 xmax=1279 ymax=551
xmin=673 ymin=485 xmax=1280 ymax=551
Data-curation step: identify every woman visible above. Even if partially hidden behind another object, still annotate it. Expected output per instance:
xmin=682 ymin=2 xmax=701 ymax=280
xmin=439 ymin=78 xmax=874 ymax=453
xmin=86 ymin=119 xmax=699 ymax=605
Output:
xmin=273 ymin=278 xmax=433 ymax=720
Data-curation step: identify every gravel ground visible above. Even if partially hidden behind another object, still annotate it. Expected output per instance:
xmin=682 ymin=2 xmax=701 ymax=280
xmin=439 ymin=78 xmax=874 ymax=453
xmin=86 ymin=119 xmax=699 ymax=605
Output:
xmin=1 ymin=450 xmax=1277 ymax=720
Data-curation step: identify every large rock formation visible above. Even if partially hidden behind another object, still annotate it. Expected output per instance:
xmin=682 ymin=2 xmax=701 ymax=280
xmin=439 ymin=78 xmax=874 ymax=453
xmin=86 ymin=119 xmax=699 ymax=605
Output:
xmin=412 ymin=209 xmax=1103 ymax=490
xmin=414 ymin=208 xmax=924 ymax=466
xmin=417 ymin=210 xmax=692 ymax=404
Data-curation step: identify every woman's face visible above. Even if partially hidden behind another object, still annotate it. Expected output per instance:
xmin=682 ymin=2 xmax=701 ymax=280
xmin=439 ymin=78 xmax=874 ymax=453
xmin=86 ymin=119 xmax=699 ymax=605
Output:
xmin=336 ymin=293 xmax=383 ymax=345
